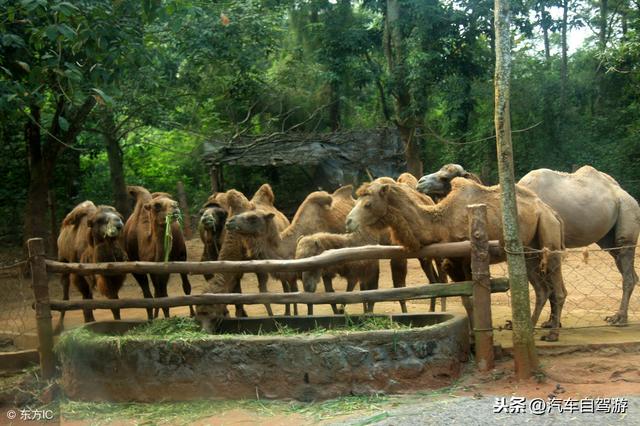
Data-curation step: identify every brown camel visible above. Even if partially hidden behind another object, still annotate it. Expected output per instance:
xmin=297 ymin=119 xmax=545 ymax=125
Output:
xmin=416 ymin=164 xmax=483 ymax=201
xmin=346 ymin=179 xmax=567 ymax=341
xmin=123 ymin=186 xmax=193 ymax=319
xmin=295 ymin=229 xmax=380 ymax=314
xmin=56 ymin=202 xmax=127 ymax=330
xmin=198 ymin=184 xmax=290 ymax=317
xmin=519 ymin=166 xmax=640 ymax=325
xmin=374 ymin=175 xmax=448 ymax=312
xmin=197 ymin=186 xmax=355 ymax=329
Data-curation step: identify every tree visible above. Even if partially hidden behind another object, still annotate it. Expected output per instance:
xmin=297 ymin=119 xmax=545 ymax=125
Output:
xmin=494 ymin=0 xmax=539 ymax=378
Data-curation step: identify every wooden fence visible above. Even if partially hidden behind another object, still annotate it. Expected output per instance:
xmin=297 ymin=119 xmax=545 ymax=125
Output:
xmin=28 ymin=204 xmax=507 ymax=380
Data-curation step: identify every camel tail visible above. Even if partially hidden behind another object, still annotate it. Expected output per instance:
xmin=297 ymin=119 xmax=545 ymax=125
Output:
xmin=537 ymin=204 xmax=565 ymax=252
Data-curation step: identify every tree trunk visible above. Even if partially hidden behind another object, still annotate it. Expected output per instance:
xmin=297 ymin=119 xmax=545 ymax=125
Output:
xmin=328 ymin=80 xmax=341 ymax=131
xmin=494 ymin=0 xmax=539 ymax=379
xmin=24 ymin=105 xmax=51 ymax=253
xmin=386 ymin=0 xmax=423 ymax=178
xmin=103 ymin=112 xmax=130 ymax=218
xmin=560 ymin=0 xmax=569 ymax=107
xmin=599 ymin=0 xmax=608 ymax=50
xmin=541 ymin=5 xmax=551 ymax=61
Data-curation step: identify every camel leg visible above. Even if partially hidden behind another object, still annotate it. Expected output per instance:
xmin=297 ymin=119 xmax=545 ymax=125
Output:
xmin=446 ymin=259 xmax=474 ymax=329
xmin=104 ymin=286 xmax=121 ymax=320
xmin=289 ymin=279 xmax=299 ymax=316
xmin=180 ymin=273 xmax=196 ymax=317
xmin=435 ymin=260 xmax=448 ymax=311
xmin=390 ymin=258 xmax=408 ymax=313
xmin=420 ymin=258 xmax=438 ymax=312
xmin=281 ymin=280 xmax=292 ymax=316
xmin=232 ymin=277 xmax=248 ymax=318
xmin=54 ymin=273 xmax=71 ymax=334
xmin=343 ymin=277 xmax=359 ymax=313
xmin=539 ymin=253 xmax=566 ymax=342
xmin=151 ymin=273 xmax=170 ymax=318
xmin=363 ymin=265 xmax=380 ymax=313
xmin=133 ymin=273 xmax=154 ymax=319
xmin=322 ymin=275 xmax=341 ymax=315
xmin=600 ymin=236 xmax=639 ymax=325
xmin=74 ymin=275 xmax=96 ymax=323
xmin=256 ymin=272 xmax=272 ymax=317
xmin=525 ymin=256 xmax=552 ymax=334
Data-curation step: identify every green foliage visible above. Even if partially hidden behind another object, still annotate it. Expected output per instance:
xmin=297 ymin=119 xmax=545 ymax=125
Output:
xmin=3 ymin=0 xmax=640 ymax=246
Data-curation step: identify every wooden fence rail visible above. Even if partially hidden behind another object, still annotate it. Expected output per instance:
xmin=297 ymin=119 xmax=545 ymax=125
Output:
xmin=48 ymin=278 xmax=510 ymax=311
xmin=28 ymin=203 xmax=501 ymax=380
xmin=44 ymin=240 xmax=503 ymax=276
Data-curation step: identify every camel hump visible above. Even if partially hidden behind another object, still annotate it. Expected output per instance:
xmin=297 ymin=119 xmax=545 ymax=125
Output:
xmin=252 ymin=184 xmax=275 ymax=206
xmin=62 ymin=201 xmax=97 ymax=227
xmin=226 ymin=189 xmax=253 ymax=214
xmin=397 ymin=172 xmax=418 ymax=187
xmin=151 ymin=191 xmax=173 ymax=199
xmin=332 ymin=185 xmax=353 ymax=200
xmin=127 ymin=185 xmax=152 ymax=201
xmin=306 ymin=192 xmax=333 ymax=208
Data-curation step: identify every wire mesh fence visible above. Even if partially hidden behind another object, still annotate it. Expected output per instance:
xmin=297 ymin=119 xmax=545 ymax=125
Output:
xmin=488 ymin=245 xmax=640 ymax=329
xmin=0 ymin=260 xmax=34 ymax=351
xmin=0 ymin=243 xmax=638 ymax=349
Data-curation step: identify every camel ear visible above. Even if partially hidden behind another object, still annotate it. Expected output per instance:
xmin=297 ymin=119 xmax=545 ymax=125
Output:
xmin=379 ymin=184 xmax=390 ymax=197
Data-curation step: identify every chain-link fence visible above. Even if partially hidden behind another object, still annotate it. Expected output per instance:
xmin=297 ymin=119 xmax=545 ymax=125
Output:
xmin=488 ymin=245 xmax=640 ymax=329
xmin=0 ymin=260 xmax=34 ymax=351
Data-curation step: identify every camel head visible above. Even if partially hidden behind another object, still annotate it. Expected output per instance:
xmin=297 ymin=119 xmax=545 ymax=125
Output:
xmin=199 ymin=202 xmax=228 ymax=236
xmin=225 ymin=210 xmax=275 ymax=236
xmin=144 ymin=196 xmax=181 ymax=228
xmin=87 ymin=206 xmax=125 ymax=245
xmin=417 ymin=164 xmax=474 ymax=199
xmin=195 ymin=302 xmax=229 ymax=333
xmin=346 ymin=182 xmax=392 ymax=233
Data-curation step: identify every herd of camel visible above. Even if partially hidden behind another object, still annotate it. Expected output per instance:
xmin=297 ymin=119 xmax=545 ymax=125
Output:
xmin=55 ymin=164 xmax=640 ymax=341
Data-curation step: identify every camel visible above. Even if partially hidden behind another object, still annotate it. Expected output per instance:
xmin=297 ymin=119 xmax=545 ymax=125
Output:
xmin=417 ymin=164 xmax=483 ymax=201
xmin=519 ymin=166 xmax=640 ymax=325
xmin=198 ymin=184 xmax=290 ymax=317
xmin=346 ymin=179 xmax=567 ymax=341
xmin=56 ymin=202 xmax=127 ymax=330
xmin=196 ymin=186 xmax=355 ymax=329
xmin=123 ymin=186 xmax=193 ymax=319
xmin=419 ymin=164 xmax=640 ymax=326
xmin=295 ymin=229 xmax=380 ymax=314
xmin=373 ymin=175 xmax=448 ymax=312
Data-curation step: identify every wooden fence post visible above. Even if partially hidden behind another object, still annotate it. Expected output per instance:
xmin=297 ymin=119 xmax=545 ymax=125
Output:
xmin=176 ymin=181 xmax=193 ymax=239
xmin=468 ymin=204 xmax=495 ymax=371
xmin=27 ymin=238 xmax=55 ymax=380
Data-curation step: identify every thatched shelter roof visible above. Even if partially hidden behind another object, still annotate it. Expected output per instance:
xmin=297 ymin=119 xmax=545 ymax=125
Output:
xmin=202 ymin=128 xmax=406 ymax=184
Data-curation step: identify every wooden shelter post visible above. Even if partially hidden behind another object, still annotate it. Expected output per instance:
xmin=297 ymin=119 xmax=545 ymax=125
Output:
xmin=27 ymin=238 xmax=55 ymax=380
xmin=468 ymin=204 xmax=495 ymax=371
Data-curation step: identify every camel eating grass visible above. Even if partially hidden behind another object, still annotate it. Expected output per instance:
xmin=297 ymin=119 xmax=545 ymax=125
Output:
xmin=346 ymin=179 xmax=567 ymax=341
xmin=198 ymin=185 xmax=290 ymax=317
xmin=124 ymin=186 xmax=193 ymax=319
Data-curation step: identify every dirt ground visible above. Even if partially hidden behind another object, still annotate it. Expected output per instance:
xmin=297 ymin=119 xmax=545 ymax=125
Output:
xmin=0 ymin=239 xmax=639 ymax=349
xmin=1 ymin=345 xmax=637 ymax=425
xmin=0 ymin=238 xmax=639 ymax=424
